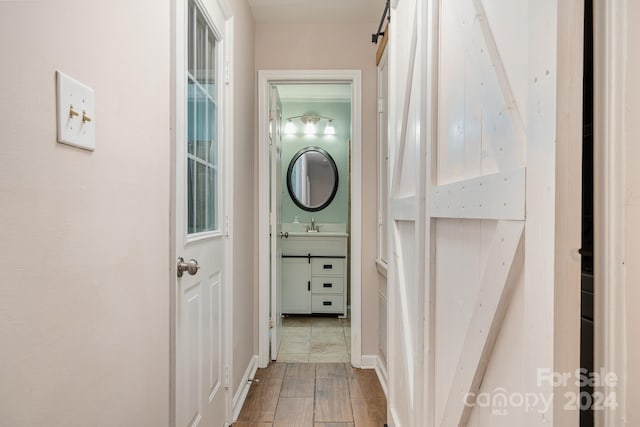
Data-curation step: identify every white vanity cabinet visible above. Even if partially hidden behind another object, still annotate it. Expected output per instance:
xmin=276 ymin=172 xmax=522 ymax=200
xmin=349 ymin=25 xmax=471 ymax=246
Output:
xmin=281 ymin=235 xmax=348 ymax=316
xmin=281 ymin=258 xmax=312 ymax=313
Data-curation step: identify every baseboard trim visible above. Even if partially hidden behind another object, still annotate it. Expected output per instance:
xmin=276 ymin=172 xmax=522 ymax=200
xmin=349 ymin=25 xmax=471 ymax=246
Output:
xmin=361 ymin=354 xmax=389 ymax=400
xmin=360 ymin=355 xmax=378 ymax=369
xmin=375 ymin=356 xmax=389 ymax=399
xmin=232 ymin=355 xmax=259 ymax=422
xmin=389 ymin=407 xmax=401 ymax=427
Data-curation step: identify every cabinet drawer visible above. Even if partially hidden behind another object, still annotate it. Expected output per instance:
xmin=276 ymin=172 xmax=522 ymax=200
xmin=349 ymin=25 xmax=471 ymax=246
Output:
xmin=311 ymin=295 xmax=344 ymax=313
xmin=311 ymin=277 xmax=345 ymax=294
xmin=311 ymin=258 xmax=345 ymax=276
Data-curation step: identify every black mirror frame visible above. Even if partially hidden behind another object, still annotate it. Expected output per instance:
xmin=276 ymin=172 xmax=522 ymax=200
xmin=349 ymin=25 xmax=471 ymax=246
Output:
xmin=286 ymin=146 xmax=339 ymax=212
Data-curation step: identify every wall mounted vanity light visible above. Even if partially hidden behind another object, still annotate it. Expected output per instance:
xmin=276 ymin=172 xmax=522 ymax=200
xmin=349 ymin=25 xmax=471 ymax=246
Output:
xmin=284 ymin=114 xmax=336 ymax=136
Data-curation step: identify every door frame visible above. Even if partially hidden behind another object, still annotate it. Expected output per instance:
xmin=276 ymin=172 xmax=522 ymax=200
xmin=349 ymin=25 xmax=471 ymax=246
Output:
xmin=170 ymin=0 xmax=235 ymax=425
xmin=593 ymin=1 xmax=628 ymax=425
xmin=257 ymin=69 xmax=363 ymax=368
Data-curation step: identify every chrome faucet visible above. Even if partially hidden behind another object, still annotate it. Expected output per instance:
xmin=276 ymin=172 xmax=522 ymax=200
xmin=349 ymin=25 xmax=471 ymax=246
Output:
xmin=307 ymin=217 xmax=319 ymax=232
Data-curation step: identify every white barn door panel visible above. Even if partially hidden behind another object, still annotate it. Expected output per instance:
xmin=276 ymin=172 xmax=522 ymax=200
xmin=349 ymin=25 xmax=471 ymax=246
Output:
xmin=434 ymin=0 xmax=529 ymax=425
xmin=387 ymin=0 xmax=427 ymax=425
xmin=387 ymin=0 xmax=581 ymax=426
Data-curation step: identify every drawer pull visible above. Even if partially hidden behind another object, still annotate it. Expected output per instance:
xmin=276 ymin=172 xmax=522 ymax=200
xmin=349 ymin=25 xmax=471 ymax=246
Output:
xmin=323 ymin=283 xmax=333 ymax=288
xmin=323 ymin=301 xmax=333 ymax=306
xmin=323 ymin=264 xmax=333 ymax=269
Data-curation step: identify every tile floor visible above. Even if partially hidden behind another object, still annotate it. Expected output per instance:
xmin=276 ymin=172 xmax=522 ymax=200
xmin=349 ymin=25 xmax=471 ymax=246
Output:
xmin=277 ymin=316 xmax=351 ymax=363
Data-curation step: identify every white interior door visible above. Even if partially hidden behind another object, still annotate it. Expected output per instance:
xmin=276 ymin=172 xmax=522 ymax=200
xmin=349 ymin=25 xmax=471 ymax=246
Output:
xmin=174 ymin=0 xmax=229 ymax=425
xmin=270 ymin=85 xmax=284 ymax=360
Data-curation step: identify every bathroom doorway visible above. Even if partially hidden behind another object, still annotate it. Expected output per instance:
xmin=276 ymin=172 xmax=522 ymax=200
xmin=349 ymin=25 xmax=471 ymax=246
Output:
xmin=276 ymin=82 xmax=351 ymax=363
xmin=257 ymin=70 xmax=363 ymax=368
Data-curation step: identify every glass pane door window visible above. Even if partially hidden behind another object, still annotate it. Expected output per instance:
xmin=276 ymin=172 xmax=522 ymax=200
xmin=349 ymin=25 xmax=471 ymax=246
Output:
xmin=187 ymin=0 xmax=219 ymax=235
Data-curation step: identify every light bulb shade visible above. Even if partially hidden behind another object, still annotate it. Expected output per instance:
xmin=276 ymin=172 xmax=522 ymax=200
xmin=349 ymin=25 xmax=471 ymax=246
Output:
xmin=304 ymin=121 xmax=316 ymax=135
xmin=284 ymin=120 xmax=296 ymax=135
xmin=324 ymin=120 xmax=336 ymax=135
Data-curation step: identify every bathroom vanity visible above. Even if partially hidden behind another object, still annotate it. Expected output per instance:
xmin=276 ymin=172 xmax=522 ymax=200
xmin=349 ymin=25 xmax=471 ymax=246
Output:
xmin=281 ymin=233 xmax=348 ymax=316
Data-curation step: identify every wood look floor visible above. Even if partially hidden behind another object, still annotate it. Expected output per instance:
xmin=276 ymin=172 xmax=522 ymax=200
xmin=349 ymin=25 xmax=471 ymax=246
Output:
xmin=234 ymin=363 xmax=387 ymax=427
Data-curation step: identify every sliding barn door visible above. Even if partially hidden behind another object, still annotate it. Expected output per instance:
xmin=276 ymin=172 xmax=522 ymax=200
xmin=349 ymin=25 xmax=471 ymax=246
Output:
xmin=387 ymin=0 xmax=581 ymax=425
xmin=386 ymin=0 xmax=427 ymax=425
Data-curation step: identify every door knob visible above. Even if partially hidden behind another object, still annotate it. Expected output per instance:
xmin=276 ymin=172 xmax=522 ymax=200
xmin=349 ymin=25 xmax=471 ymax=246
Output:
xmin=280 ymin=231 xmax=289 ymax=238
xmin=177 ymin=257 xmax=200 ymax=277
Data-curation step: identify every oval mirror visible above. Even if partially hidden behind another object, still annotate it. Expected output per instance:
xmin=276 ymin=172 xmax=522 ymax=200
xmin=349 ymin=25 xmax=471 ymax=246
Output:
xmin=286 ymin=147 xmax=339 ymax=212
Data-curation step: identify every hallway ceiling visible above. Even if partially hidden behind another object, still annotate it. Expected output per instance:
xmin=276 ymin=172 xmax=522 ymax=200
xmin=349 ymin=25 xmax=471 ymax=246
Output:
xmin=248 ymin=0 xmax=386 ymax=24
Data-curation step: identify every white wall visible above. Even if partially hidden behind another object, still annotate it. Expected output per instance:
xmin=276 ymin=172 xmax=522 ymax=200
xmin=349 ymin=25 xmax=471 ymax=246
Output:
xmin=254 ymin=22 xmax=380 ymax=355
xmin=229 ymin=0 xmax=257 ymax=395
xmin=0 ymin=1 xmax=171 ymax=426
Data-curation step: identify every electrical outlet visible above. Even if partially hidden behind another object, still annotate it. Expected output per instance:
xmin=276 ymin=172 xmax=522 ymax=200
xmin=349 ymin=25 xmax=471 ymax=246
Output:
xmin=56 ymin=71 xmax=95 ymax=151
